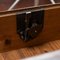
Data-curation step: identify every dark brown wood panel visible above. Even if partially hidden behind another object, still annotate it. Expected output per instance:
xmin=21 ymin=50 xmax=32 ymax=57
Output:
xmin=0 ymin=0 xmax=60 ymax=11
xmin=0 ymin=0 xmax=15 ymax=11
xmin=0 ymin=0 xmax=52 ymax=11
xmin=15 ymin=0 xmax=34 ymax=9
xmin=39 ymin=0 xmax=51 ymax=5
xmin=55 ymin=0 xmax=60 ymax=3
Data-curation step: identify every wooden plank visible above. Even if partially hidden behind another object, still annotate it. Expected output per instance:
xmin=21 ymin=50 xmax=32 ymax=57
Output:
xmin=0 ymin=0 xmax=60 ymax=60
xmin=0 ymin=40 xmax=59 ymax=60
xmin=0 ymin=4 xmax=60 ymax=52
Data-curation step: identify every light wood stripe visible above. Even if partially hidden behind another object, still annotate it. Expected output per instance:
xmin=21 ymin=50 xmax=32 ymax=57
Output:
xmin=0 ymin=40 xmax=59 ymax=60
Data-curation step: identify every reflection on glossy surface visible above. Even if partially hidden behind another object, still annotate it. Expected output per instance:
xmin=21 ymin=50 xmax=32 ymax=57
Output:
xmin=0 ymin=0 xmax=59 ymax=11
xmin=0 ymin=0 xmax=60 ymax=11
xmin=17 ymin=10 xmax=44 ymax=41
xmin=0 ymin=0 xmax=34 ymax=11
xmin=0 ymin=0 xmax=15 ymax=11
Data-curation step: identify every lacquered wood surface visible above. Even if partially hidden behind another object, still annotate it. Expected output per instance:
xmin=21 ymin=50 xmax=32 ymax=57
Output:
xmin=0 ymin=0 xmax=60 ymax=11
xmin=0 ymin=3 xmax=60 ymax=52
xmin=0 ymin=0 xmax=55 ymax=11
xmin=0 ymin=0 xmax=60 ymax=60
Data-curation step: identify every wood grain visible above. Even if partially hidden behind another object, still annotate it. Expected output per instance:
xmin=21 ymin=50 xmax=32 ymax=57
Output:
xmin=0 ymin=40 xmax=60 ymax=60
xmin=0 ymin=0 xmax=60 ymax=60
xmin=0 ymin=3 xmax=60 ymax=52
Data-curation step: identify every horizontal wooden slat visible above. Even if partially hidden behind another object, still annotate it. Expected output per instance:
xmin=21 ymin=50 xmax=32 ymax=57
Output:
xmin=0 ymin=40 xmax=60 ymax=60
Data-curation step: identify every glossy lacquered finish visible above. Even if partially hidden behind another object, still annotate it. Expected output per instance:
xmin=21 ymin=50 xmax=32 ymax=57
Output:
xmin=0 ymin=3 xmax=60 ymax=52
xmin=0 ymin=0 xmax=60 ymax=53
xmin=1 ymin=0 xmax=60 ymax=11
xmin=0 ymin=1 xmax=60 ymax=60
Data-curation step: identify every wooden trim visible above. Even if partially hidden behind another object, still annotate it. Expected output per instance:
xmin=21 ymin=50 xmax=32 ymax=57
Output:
xmin=0 ymin=4 xmax=60 ymax=52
